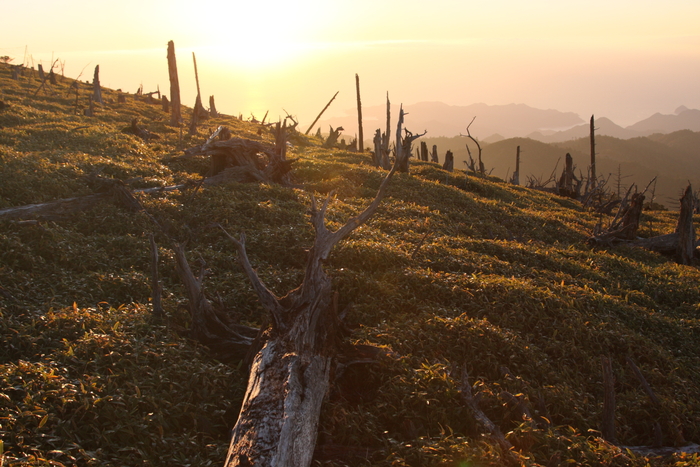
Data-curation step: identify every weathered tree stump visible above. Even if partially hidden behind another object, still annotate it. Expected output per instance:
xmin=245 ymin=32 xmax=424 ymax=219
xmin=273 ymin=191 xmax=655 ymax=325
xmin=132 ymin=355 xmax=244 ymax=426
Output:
xmin=430 ymin=144 xmax=439 ymax=163
xmin=676 ymin=185 xmax=696 ymax=265
xmin=443 ymin=150 xmax=454 ymax=172
xmin=167 ymin=41 xmax=182 ymax=126
xmin=220 ymin=163 xmax=397 ymax=467
xmin=92 ymin=65 xmax=103 ymax=104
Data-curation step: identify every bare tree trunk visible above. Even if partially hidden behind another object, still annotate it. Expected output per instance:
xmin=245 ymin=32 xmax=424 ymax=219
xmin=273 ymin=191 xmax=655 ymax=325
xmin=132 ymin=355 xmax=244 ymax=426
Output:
xmin=305 ymin=91 xmax=339 ymax=135
xmin=372 ymin=129 xmax=382 ymax=167
xmin=676 ymin=185 xmax=696 ymax=265
xmin=442 ymin=150 xmax=454 ymax=172
xmin=511 ymin=145 xmax=520 ymax=185
xmin=430 ymin=144 xmax=439 ymax=163
xmin=162 ymin=95 xmax=170 ymax=113
xmin=167 ymin=41 xmax=182 ymax=127
xmin=420 ymin=141 xmax=428 ymax=161
xmin=355 ymin=74 xmax=364 ymax=152
xmin=383 ymin=93 xmax=391 ymax=158
xmin=209 ymin=95 xmax=219 ymax=117
xmin=222 ymin=164 xmax=397 ymax=467
xmin=590 ymin=115 xmax=597 ymax=189
xmin=93 ymin=65 xmax=103 ymax=104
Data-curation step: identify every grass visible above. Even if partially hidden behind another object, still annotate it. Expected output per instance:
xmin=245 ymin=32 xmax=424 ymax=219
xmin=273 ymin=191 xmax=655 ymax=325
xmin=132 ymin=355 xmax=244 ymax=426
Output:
xmin=2 ymin=62 xmax=700 ymax=466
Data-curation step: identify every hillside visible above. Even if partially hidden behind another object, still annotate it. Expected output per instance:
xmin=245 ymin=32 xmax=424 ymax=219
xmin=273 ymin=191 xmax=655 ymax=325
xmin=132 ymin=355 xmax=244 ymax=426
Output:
xmin=419 ymin=133 xmax=700 ymax=209
xmin=2 ymin=63 xmax=700 ymax=467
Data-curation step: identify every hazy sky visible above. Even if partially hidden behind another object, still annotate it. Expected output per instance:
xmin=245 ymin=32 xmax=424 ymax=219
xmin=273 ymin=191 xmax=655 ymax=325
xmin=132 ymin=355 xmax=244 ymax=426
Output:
xmin=3 ymin=0 xmax=700 ymax=134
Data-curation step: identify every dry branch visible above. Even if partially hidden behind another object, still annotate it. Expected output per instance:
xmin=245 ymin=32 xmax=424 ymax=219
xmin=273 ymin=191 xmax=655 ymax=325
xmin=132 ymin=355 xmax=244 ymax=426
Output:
xmin=305 ymin=91 xmax=338 ymax=135
xmin=221 ymin=161 xmax=397 ymax=467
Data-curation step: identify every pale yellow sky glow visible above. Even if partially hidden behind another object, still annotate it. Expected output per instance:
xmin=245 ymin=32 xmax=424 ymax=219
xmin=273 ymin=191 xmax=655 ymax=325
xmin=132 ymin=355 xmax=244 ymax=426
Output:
xmin=3 ymin=0 xmax=700 ymax=134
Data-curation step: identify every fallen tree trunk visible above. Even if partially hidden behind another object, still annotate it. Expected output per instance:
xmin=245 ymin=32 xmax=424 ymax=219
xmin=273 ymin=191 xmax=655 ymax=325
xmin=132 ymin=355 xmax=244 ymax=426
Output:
xmin=220 ymin=161 xmax=397 ymax=467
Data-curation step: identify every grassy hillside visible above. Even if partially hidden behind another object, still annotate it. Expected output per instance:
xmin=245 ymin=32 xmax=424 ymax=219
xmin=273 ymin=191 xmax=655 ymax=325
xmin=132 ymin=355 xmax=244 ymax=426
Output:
xmin=422 ymin=133 xmax=700 ymax=209
xmin=2 ymin=63 xmax=700 ymax=467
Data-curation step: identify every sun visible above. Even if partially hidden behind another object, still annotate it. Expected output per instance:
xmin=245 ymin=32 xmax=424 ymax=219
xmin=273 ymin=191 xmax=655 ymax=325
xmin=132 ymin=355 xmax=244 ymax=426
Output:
xmin=192 ymin=1 xmax=330 ymax=71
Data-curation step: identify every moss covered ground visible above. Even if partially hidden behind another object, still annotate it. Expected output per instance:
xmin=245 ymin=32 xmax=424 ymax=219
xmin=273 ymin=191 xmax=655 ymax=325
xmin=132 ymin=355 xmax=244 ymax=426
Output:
xmin=1 ymin=63 xmax=700 ymax=466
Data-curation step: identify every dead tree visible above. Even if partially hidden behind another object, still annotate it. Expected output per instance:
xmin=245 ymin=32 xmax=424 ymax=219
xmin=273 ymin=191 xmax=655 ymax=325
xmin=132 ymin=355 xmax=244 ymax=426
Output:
xmin=124 ymin=118 xmax=161 ymax=141
xmin=221 ymin=162 xmax=397 ymax=467
xmin=420 ymin=141 xmax=428 ymax=161
xmin=162 ymin=95 xmax=170 ymax=113
xmin=182 ymin=128 xmax=294 ymax=185
xmin=167 ymin=41 xmax=182 ymax=126
xmin=383 ymin=93 xmax=391 ymax=161
xmin=590 ymin=115 xmax=597 ymax=190
xmin=355 ymin=74 xmax=364 ymax=152
xmin=430 ymin=144 xmax=439 ymax=163
xmin=323 ymin=125 xmax=343 ymax=148
xmin=510 ymin=146 xmax=520 ymax=185
xmin=676 ymin=184 xmax=696 ymax=265
xmin=442 ymin=150 xmax=454 ymax=172
xmin=305 ymin=91 xmax=338 ymax=135
xmin=395 ymin=106 xmax=426 ymax=173
xmin=93 ymin=65 xmax=103 ymax=104
xmin=209 ymin=95 xmax=219 ymax=117
xmin=372 ymin=129 xmax=382 ymax=167
xmin=461 ymin=117 xmax=485 ymax=176
xmin=557 ymin=153 xmax=581 ymax=198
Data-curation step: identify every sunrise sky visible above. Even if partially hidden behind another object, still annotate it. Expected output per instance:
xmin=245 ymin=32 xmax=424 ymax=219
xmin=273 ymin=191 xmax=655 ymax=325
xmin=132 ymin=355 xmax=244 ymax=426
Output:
xmin=4 ymin=0 xmax=700 ymax=135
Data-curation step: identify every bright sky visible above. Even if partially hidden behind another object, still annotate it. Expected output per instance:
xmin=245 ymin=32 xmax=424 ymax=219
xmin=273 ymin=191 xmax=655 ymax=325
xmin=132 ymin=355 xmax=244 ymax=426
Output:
xmin=3 ymin=0 xmax=700 ymax=133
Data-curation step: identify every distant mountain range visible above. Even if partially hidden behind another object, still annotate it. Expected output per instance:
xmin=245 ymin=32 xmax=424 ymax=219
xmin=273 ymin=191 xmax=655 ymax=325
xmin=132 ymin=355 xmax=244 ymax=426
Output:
xmin=318 ymin=101 xmax=584 ymax=140
xmin=420 ymin=130 xmax=700 ymax=209
xmin=319 ymin=102 xmax=700 ymax=143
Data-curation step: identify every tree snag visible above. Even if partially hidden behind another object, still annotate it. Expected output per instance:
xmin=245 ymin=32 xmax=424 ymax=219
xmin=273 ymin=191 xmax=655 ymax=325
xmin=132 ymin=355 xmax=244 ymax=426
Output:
xmin=510 ymin=145 xmax=520 ymax=185
xmin=93 ymin=65 xmax=103 ymax=105
xmin=305 ymin=91 xmax=339 ymax=135
xmin=590 ymin=115 xmax=597 ymax=190
xmin=442 ymin=150 xmax=454 ymax=172
xmin=355 ymin=74 xmax=364 ymax=152
xmin=430 ymin=144 xmax=439 ymax=164
xmin=675 ymin=184 xmax=696 ymax=265
xmin=167 ymin=41 xmax=182 ymax=126
xmin=461 ymin=117 xmax=485 ymax=176
xmin=221 ymin=162 xmax=397 ymax=467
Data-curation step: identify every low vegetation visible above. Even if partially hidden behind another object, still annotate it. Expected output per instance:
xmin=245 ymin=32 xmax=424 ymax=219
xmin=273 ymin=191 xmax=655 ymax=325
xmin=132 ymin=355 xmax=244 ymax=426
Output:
xmin=1 ymin=62 xmax=700 ymax=466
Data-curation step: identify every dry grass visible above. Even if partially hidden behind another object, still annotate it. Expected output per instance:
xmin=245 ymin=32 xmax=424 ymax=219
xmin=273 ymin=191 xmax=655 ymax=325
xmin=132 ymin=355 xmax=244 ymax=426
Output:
xmin=1 ymin=62 xmax=700 ymax=466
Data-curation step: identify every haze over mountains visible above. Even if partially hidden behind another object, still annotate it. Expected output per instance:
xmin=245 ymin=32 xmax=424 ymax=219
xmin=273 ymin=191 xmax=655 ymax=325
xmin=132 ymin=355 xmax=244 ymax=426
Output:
xmin=319 ymin=101 xmax=700 ymax=143
xmin=319 ymin=101 xmax=700 ymax=209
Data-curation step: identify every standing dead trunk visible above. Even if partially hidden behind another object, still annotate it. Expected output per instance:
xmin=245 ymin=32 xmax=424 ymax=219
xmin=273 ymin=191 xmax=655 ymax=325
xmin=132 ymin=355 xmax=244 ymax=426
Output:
xmin=372 ymin=129 xmax=382 ymax=167
xmin=511 ymin=145 xmax=520 ymax=185
xmin=162 ymin=95 xmax=170 ymax=113
xmin=420 ymin=141 xmax=428 ymax=161
xmin=221 ymin=163 xmax=397 ymax=467
xmin=93 ymin=65 xmax=103 ymax=104
xmin=167 ymin=41 xmax=182 ymax=126
xmin=590 ymin=115 xmax=597 ymax=189
xmin=383 ymin=93 xmax=391 ymax=156
xmin=209 ymin=95 xmax=219 ymax=117
xmin=355 ymin=74 xmax=364 ymax=152
xmin=558 ymin=153 xmax=578 ymax=198
xmin=431 ymin=145 xmax=439 ymax=163
xmin=676 ymin=185 xmax=696 ymax=265
xmin=443 ymin=150 xmax=454 ymax=172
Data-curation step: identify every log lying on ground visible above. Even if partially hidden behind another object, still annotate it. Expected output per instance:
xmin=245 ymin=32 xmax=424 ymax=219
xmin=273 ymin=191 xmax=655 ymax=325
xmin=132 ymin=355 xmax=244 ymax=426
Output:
xmin=183 ymin=128 xmax=295 ymax=185
xmin=123 ymin=118 xmax=161 ymax=141
xmin=172 ymin=242 xmax=258 ymax=361
xmin=589 ymin=184 xmax=698 ymax=264
xmin=220 ymin=162 xmax=397 ymax=467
